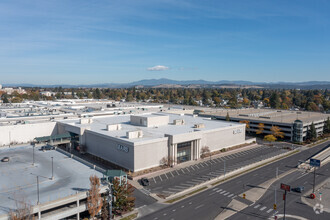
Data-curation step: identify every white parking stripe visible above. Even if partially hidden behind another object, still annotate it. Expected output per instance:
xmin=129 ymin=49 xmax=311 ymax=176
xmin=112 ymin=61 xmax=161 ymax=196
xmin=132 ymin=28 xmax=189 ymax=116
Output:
xmin=254 ymin=204 xmax=261 ymax=209
xmin=260 ymin=206 xmax=267 ymax=211
xmin=199 ymin=163 xmax=204 ymax=167
xmin=153 ymin=177 xmax=156 ymax=183
xmin=170 ymin=171 xmax=174 ymax=177
xmin=181 ymin=169 xmax=185 ymax=174
xmin=176 ymin=170 xmax=180 ymax=175
xmin=191 ymin=166 xmax=195 ymax=171
xmin=186 ymin=167 xmax=190 ymax=172
xmin=195 ymin=164 xmax=200 ymax=169
xmin=159 ymin=175 xmax=163 ymax=181
xmin=164 ymin=173 xmax=168 ymax=179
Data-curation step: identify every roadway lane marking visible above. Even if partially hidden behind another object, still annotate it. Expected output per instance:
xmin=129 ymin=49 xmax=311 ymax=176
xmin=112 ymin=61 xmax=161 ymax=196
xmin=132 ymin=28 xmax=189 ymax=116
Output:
xmin=170 ymin=171 xmax=174 ymax=177
xmin=189 ymin=202 xmax=193 ymax=205
xmin=228 ymin=194 xmax=234 ymax=197
xmin=181 ymin=205 xmax=184 ymax=208
xmin=223 ymin=192 xmax=230 ymax=196
xmin=181 ymin=183 xmax=193 ymax=187
xmin=172 ymin=209 xmax=176 ymax=212
xmin=159 ymin=175 xmax=163 ymax=181
xmin=216 ymin=189 xmax=222 ymax=193
xmin=260 ymin=206 xmax=267 ymax=211
xmin=267 ymin=209 xmax=273 ymax=213
xmin=254 ymin=204 xmax=261 ymax=209
xmin=195 ymin=204 xmax=204 ymax=209
xmin=153 ymin=177 xmax=156 ymax=183
xmin=232 ymin=195 xmax=237 ymax=199
xmin=175 ymin=170 xmax=180 ymax=175
xmin=220 ymin=191 xmax=226 ymax=194
xmin=163 ymin=213 xmax=167 ymax=216
xmin=190 ymin=166 xmax=195 ymax=171
xmin=164 ymin=173 xmax=169 ymax=179
xmin=153 ymin=218 xmax=158 ymax=220
xmin=209 ymin=192 xmax=217 ymax=196
xmin=213 ymin=188 xmax=219 ymax=191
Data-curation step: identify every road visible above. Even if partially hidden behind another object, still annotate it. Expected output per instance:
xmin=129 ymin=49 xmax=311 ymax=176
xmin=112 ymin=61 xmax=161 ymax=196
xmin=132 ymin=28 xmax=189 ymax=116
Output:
xmin=229 ymin=159 xmax=330 ymax=219
xmin=139 ymin=141 xmax=330 ymax=220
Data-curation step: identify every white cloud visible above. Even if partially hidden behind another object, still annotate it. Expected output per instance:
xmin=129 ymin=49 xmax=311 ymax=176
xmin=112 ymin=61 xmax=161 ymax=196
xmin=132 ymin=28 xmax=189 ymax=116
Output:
xmin=147 ymin=65 xmax=169 ymax=71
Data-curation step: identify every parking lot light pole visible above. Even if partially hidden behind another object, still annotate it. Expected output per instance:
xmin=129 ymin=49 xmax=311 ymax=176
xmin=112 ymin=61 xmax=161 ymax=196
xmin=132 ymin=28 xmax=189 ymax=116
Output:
xmin=32 ymin=144 xmax=35 ymax=166
xmin=224 ymin=160 xmax=226 ymax=178
xmin=51 ymin=157 xmax=54 ymax=180
xmin=37 ymin=176 xmax=40 ymax=205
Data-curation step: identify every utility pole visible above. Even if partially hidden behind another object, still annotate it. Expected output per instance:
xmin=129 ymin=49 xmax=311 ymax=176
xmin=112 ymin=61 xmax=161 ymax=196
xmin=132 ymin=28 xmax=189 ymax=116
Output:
xmin=283 ymin=190 xmax=287 ymax=220
xmin=313 ymin=166 xmax=316 ymax=193
xmin=37 ymin=176 xmax=40 ymax=205
xmin=51 ymin=157 xmax=54 ymax=180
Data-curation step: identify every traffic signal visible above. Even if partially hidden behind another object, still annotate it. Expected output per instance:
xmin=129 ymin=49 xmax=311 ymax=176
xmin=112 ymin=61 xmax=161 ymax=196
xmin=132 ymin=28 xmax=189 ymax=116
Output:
xmin=273 ymin=204 xmax=277 ymax=210
xmin=243 ymin=193 xmax=246 ymax=199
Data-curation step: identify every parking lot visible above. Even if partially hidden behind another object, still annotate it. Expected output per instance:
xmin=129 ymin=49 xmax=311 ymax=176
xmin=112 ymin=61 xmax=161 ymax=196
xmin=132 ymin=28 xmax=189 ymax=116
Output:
xmin=143 ymin=145 xmax=287 ymax=196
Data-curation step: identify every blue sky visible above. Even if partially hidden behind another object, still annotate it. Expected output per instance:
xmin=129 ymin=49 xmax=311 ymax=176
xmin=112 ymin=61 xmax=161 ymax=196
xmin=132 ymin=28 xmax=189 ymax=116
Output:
xmin=0 ymin=0 xmax=329 ymax=84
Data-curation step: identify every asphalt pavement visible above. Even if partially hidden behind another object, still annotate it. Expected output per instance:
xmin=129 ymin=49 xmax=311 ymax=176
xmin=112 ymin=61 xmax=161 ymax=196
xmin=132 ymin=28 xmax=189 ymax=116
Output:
xmin=138 ymin=140 xmax=330 ymax=220
xmin=143 ymin=145 xmax=287 ymax=197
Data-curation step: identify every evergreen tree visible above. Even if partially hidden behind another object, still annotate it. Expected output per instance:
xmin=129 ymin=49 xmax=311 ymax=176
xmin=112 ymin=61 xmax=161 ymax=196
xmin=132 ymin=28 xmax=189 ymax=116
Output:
xmin=310 ymin=122 xmax=317 ymax=140
xmin=324 ymin=117 xmax=330 ymax=134
xmin=226 ymin=112 xmax=230 ymax=121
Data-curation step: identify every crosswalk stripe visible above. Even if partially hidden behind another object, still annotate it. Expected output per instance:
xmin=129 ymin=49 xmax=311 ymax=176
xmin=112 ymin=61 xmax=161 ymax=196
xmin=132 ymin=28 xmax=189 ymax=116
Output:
xmin=267 ymin=209 xmax=273 ymax=213
xmin=228 ymin=193 xmax=234 ymax=197
xmin=216 ymin=189 xmax=222 ymax=192
xmin=254 ymin=204 xmax=260 ymax=209
xmin=212 ymin=188 xmax=219 ymax=191
xmin=260 ymin=206 xmax=267 ymax=211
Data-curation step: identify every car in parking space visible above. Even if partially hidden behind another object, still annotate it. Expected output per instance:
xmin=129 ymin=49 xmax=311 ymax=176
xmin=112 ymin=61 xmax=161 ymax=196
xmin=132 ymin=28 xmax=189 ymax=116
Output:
xmin=41 ymin=145 xmax=55 ymax=151
xmin=292 ymin=186 xmax=304 ymax=193
xmin=140 ymin=178 xmax=150 ymax=186
xmin=1 ymin=157 xmax=10 ymax=162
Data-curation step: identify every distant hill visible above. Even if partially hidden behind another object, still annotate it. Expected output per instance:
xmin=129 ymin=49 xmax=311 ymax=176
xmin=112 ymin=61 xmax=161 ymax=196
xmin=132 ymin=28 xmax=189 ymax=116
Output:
xmin=2 ymin=78 xmax=330 ymax=89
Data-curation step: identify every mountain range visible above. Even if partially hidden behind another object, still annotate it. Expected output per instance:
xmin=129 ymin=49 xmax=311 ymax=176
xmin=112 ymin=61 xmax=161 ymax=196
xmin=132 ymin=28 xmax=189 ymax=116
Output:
xmin=2 ymin=78 xmax=330 ymax=89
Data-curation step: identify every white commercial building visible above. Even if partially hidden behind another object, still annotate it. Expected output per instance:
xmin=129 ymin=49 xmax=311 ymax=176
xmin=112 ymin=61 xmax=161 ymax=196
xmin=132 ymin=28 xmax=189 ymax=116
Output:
xmin=58 ymin=113 xmax=246 ymax=172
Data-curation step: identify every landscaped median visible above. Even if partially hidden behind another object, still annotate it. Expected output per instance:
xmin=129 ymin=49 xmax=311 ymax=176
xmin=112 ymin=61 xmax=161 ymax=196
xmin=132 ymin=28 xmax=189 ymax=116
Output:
xmin=162 ymin=149 xmax=299 ymax=204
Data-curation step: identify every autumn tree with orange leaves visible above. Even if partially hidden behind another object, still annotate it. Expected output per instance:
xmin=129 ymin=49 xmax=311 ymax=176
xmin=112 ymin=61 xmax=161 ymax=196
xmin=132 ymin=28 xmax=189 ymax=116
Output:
xmin=87 ymin=175 xmax=103 ymax=219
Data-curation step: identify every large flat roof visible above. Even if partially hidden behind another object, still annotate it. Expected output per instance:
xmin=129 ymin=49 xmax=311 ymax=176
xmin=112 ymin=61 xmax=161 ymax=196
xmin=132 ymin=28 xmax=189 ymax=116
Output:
xmin=201 ymin=108 xmax=329 ymax=124
xmin=0 ymin=146 xmax=103 ymax=215
xmin=60 ymin=113 xmax=242 ymax=143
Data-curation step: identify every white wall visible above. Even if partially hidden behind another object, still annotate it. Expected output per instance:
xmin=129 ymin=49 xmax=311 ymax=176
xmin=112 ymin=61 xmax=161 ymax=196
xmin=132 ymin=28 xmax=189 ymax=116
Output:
xmin=201 ymin=124 xmax=246 ymax=152
xmin=134 ymin=138 xmax=168 ymax=172
xmin=0 ymin=122 xmax=57 ymax=146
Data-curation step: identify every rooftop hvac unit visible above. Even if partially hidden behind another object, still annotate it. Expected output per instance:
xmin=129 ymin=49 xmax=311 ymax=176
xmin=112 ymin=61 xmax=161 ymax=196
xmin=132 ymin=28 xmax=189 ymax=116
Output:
xmin=107 ymin=124 xmax=122 ymax=131
xmin=194 ymin=123 xmax=205 ymax=129
xmin=126 ymin=130 xmax=143 ymax=139
xmin=173 ymin=119 xmax=185 ymax=125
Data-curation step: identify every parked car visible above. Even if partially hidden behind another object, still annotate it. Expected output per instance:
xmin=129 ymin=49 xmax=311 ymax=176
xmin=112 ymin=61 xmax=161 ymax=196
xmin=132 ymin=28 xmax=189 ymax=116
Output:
xmin=1 ymin=157 xmax=10 ymax=162
xmin=41 ymin=145 xmax=55 ymax=151
xmin=140 ymin=178 xmax=150 ymax=186
xmin=292 ymin=186 xmax=304 ymax=193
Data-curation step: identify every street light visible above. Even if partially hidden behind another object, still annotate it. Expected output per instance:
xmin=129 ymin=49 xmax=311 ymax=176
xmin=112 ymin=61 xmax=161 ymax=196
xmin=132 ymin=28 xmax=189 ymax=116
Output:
xmin=32 ymin=143 xmax=35 ymax=166
xmin=224 ymin=160 xmax=226 ymax=178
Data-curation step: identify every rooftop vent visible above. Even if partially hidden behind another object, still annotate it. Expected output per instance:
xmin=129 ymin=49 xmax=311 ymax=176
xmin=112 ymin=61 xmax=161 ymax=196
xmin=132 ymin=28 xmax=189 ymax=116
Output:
xmin=80 ymin=118 xmax=93 ymax=124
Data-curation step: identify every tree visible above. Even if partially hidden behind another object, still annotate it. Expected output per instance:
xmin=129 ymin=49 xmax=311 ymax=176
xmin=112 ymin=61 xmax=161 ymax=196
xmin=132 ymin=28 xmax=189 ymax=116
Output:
xmin=271 ymin=126 xmax=284 ymax=139
xmin=226 ymin=112 xmax=230 ymax=121
xmin=2 ymin=94 xmax=9 ymax=103
xmin=200 ymin=146 xmax=211 ymax=159
xmin=87 ymin=175 xmax=103 ymax=219
xmin=101 ymin=196 xmax=109 ymax=220
xmin=324 ymin=117 xmax=330 ymax=134
xmin=8 ymin=198 xmax=32 ymax=220
xmin=309 ymin=122 xmax=317 ymax=140
xmin=264 ymin=134 xmax=277 ymax=142
xmin=112 ymin=178 xmax=135 ymax=216
xmin=256 ymin=123 xmax=265 ymax=135
xmin=270 ymin=92 xmax=281 ymax=109
xmin=239 ymin=120 xmax=250 ymax=133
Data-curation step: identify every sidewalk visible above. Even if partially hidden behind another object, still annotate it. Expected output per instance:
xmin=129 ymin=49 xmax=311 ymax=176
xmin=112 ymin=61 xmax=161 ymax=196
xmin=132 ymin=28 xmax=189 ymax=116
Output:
xmin=301 ymin=177 xmax=330 ymax=214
